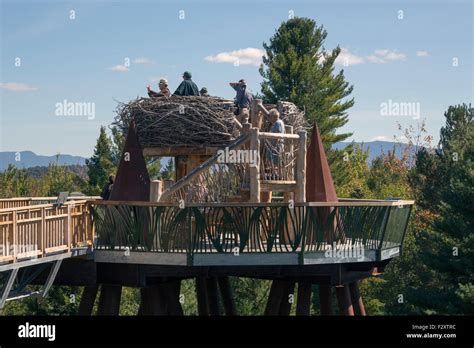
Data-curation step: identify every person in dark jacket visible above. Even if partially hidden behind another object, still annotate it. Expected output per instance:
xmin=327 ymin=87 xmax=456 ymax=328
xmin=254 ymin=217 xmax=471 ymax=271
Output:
xmin=100 ymin=175 xmax=114 ymax=200
xmin=173 ymin=71 xmax=200 ymax=96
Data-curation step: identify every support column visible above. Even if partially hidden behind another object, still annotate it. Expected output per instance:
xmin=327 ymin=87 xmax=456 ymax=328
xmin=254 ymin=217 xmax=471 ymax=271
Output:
xmin=195 ymin=276 xmax=209 ymax=316
xmin=205 ymin=277 xmax=221 ymax=316
xmin=139 ymin=285 xmax=167 ymax=315
xmin=349 ymin=281 xmax=366 ymax=316
xmin=319 ymin=284 xmax=332 ymax=315
xmin=97 ymin=285 xmax=122 ymax=316
xmin=335 ymin=285 xmax=355 ymax=316
xmin=163 ymin=279 xmax=184 ymax=315
xmin=296 ymin=282 xmax=312 ymax=316
xmin=279 ymin=281 xmax=296 ymax=316
xmin=265 ymin=280 xmax=295 ymax=316
xmin=217 ymin=276 xmax=237 ymax=316
xmin=78 ymin=285 xmax=98 ymax=315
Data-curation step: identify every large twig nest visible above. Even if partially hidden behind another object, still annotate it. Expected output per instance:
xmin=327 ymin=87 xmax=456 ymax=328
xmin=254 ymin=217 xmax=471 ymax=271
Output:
xmin=113 ymin=96 xmax=308 ymax=148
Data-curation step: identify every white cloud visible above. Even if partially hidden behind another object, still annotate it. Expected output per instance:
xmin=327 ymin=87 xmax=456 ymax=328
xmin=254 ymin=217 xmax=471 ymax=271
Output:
xmin=205 ymin=47 xmax=265 ymax=66
xmin=133 ymin=57 xmax=153 ymax=64
xmin=0 ymin=82 xmax=37 ymax=91
xmin=335 ymin=48 xmax=407 ymax=66
xmin=371 ymin=135 xmax=393 ymax=141
xmin=416 ymin=50 xmax=429 ymax=57
xmin=375 ymin=49 xmax=407 ymax=62
xmin=108 ymin=65 xmax=129 ymax=72
xmin=335 ymin=48 xmax=365 ymax=66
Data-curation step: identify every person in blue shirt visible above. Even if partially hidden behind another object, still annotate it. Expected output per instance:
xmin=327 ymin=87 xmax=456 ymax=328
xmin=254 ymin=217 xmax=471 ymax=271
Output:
xmin=229 ymin=79 xmax=253 ymax=123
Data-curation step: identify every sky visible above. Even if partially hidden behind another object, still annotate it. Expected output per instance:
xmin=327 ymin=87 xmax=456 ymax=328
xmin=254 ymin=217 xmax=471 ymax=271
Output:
xmin=0 ymin=0 xmax=472 ymax=157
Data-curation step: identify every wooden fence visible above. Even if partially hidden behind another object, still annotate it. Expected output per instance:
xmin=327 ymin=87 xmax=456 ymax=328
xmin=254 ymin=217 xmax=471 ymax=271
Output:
xmin=0 ymin=200 xmax=93 ymax=264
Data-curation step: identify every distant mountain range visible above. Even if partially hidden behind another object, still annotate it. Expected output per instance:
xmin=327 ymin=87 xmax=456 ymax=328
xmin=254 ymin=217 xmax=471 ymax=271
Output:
xmin=0 ymin=141 xmax=413 ymax=171
xmin=0 ymin=151 xmax=87 ymax=172
xmin=332 ymin=141 xmax=416 ymax=162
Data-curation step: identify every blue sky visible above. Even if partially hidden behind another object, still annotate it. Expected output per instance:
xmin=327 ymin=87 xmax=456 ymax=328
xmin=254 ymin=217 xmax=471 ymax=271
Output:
xmin=1 ymin=0 xmax=472 ymax=157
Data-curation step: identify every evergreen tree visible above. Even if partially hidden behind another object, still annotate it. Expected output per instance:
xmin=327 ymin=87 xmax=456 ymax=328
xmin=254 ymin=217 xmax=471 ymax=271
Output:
xmin=259 ymin=17 xmax=354 ymax=146
xmin=86 ymin=126 xmax=115 ymax=194
xmin=411 ymin=104 xmax=473 ymax=314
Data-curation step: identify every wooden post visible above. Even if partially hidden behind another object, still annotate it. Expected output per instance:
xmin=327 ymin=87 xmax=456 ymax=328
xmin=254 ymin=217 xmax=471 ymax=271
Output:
xmin=12 ymin=211 xmax=17 ymax=262
xmin=349 ymin=281 xmax=366 ymax=316
xmin=150 ymin=180 xmax=163 ymax=202
xmin=296 ymin=282 xmax=312 ymax=316
xmin=335 ymin=285 xmax=355 ymax=316
xmin=67 ymin=204 xmax=72 ymax=251
xmin=295 ymin=130 xmax=307 ymax=202
xmin=78 ymin=285 xmax=99 ymax=315
xmin=249 ymin=127 xmax=260 ymax=203
xmin=217 ymin=276 xmax=237 ymax=316
xmin=40 ymin=207 xmax=45 ymax=257
xmin=97 ymin=285 xmax=122 ymax=316
xmin=319 ymin=284 xmax=332 ymax=315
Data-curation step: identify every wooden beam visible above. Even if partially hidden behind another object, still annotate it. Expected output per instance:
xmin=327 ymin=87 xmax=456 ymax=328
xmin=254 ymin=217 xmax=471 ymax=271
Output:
xmin=97 ymin=285 xmax=122 ymax=316
xmin=296 ymin=282 xmax=312 ymax=316
xmin=295 ymin=130 xmax=307 ymax=202
xmin=335 ymin=285 xmax=355 ymax=316
xmin=249 ymin=128 xmax=260 ymax=203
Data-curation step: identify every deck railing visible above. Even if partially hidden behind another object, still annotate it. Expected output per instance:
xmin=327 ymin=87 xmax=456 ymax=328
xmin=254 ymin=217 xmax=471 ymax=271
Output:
xmin=0 ymin=200 xmax=93 ymax=264
xmin=91 ymin=200 xmax=413 ymax=260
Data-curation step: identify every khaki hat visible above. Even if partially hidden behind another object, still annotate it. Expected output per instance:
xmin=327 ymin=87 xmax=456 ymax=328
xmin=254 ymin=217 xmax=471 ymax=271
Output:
xmin=159 ymin=79 xmax=168 ymax=85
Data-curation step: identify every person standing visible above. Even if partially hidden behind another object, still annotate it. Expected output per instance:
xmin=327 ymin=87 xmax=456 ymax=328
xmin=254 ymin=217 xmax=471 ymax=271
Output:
xmin=229 ymin=79 xmax=253 ymax=124
xmin=173 ymin=71 xmax=200 ymax=96
xmin=100 ymin=175 xmax=115 ymax=200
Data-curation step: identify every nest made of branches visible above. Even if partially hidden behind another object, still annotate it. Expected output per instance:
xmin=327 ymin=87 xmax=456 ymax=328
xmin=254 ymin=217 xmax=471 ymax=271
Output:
xmin=113 ymin=96 xmax=308 ymax=148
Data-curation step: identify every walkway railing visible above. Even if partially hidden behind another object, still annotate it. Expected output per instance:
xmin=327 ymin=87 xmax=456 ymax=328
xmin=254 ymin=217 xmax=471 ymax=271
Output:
xmin=0 ymin=200 xmax=93 ymax=264
xmin=91 ymin=200 xmax=413 ymax=263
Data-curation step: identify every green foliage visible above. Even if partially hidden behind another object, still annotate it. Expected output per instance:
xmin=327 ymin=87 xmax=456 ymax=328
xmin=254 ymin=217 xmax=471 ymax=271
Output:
xmin=160 ymin=158 xmax=175 ymax=180
xmin=0 ymin=165 xmax=29 ymax=197
xmin=259 ymin=17 xmax=353 ymax=146
xmin=85 ymin=126 xmax=115 ymax=195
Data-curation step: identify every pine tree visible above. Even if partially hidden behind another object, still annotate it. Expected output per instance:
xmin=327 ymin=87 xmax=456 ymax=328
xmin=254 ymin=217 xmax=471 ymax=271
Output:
xmin=411 ymin=104 xmax=473 ymax=314
xmin=86 ymin=126 xmax=115 ymax=194
xmin=259 ymin=17 xmax=354 ymax=146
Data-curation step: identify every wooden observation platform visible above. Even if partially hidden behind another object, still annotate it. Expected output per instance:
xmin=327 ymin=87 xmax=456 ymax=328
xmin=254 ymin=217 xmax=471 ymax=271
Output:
xmin=0 ymin=97 xmax=414 ymax=316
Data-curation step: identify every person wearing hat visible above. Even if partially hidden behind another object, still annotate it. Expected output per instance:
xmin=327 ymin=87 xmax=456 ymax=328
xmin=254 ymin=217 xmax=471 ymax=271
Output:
xmin=200 ymin=87 xmax=209 ymax=97
xmin=147 ymin=78 xmax=171 ymax=98
xmin=229 ymin=79 xmax=253 ymax=123
xmin=173 ymin=71 xmax=200 ymax=96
